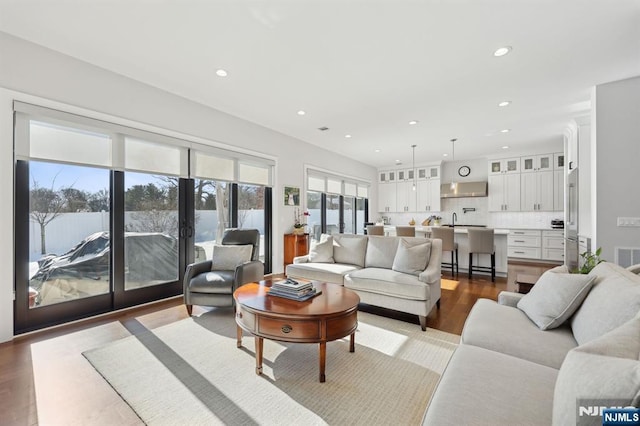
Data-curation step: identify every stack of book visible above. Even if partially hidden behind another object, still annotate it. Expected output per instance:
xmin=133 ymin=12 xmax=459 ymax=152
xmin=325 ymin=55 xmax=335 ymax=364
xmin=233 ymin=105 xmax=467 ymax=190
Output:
xmin=269 ymin=278 xmax=320 ymax=301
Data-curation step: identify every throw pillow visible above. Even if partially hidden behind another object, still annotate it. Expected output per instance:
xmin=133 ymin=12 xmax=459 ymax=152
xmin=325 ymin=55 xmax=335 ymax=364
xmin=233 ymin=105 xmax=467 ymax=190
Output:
xmin=517 ymin=270 xmax=596 ymax=330
xmin=392 ymin=239 xmax=431 ymax=276
xmin=211 ymin=244 xmax=253 ymax=271
xmin=308 ymin=235 xmax=334 ymax=263
xmin=552 ymin=313 xmax=640 ymax=426
xmin=332 ymin=234 xmax=368 ymax=267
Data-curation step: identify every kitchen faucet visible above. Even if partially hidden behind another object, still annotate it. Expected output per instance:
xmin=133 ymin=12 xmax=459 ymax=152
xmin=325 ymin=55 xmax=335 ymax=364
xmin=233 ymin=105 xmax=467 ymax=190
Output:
xmin=452 ymin=212 xmax=457 ymax=227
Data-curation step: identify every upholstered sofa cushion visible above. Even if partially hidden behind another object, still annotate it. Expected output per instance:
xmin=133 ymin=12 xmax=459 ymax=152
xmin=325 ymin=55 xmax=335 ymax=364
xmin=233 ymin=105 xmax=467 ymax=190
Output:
xmin=462 ymin=299 xmax=578 ymax=369
xmin=211 ymin=244 xmax=253 ymax=270
xmin=392 ymin=239 xmax=431 ymax=276
xmin=285 ymin=262 xmax=359 ymax=285
xmin=553 ymin=313 xmax=640 ymax=426
xmin=345 ymin=268 xmax=430 ymax=300
xmin=517 ymin=270 xmax=596 ymax=330
xmin=332 ymin=234 xmax=368 ymax=267
xmin=365 ymin=236 xmax=399 ymax=269
xmin=571 ymin=262 xmax=640 ymax=345
xmin=423 ymin=345 xmax=558 ymax=426
xmin=308 ymin=235 xmax=334 ymax=263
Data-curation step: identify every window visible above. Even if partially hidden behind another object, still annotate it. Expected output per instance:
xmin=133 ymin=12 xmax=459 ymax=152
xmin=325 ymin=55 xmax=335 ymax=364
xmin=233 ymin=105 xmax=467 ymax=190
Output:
xmin=305 ymin=168 xmax=370 ymax=238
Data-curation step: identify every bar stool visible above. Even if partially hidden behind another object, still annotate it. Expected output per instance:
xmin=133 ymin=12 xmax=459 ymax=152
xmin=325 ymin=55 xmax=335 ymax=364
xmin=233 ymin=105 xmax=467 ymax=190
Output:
xmin=395 ymin=226 xmax=415 ymax=237
xmin=431 ymin=227 xmax=458 ymax=276
xmin=366 ymin=225 xmax=385 ymax=236
xmin=468 ymin=228 xmax=495 ymax=282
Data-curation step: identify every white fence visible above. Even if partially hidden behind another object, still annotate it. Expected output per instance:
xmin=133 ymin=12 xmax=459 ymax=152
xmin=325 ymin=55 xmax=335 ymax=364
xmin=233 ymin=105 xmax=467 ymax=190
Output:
xmin=29 ymin=210 xmax=265 ymax=262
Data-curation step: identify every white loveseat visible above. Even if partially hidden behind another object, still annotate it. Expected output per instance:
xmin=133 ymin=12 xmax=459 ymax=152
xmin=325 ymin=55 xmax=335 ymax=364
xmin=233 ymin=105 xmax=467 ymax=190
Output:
xmin=285 ymin=234 xmax=442 ymax=330
xmin=423 ymin=262 xmax=640 ymax=425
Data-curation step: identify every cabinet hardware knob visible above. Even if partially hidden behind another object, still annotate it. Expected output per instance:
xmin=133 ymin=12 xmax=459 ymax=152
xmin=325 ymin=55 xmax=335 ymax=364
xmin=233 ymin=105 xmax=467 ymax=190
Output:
xmin=281 ymin=325 xmax=293 ymax=334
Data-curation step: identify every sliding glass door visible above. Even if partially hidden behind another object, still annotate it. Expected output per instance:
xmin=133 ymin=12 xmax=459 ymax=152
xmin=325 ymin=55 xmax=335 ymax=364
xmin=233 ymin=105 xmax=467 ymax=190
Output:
xmin=14 ymin=103 xmax=274 ymax=333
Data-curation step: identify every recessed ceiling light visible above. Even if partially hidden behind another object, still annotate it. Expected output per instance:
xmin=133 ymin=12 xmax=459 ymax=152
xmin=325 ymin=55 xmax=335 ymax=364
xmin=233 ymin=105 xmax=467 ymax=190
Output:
xmin=375 ymin=149 xmax=380 ymax=153
xmin=502 ymin=145 xmax=510 ymax=149
xmin=409 ymin=120 xmax=418 ymax=125
xmin=498 ymin=101 xmax=511 ymax=107
xmin=297 ymin=110 xmax=306 ymax=116
xmin=345 ymin=134 xmax=352 ymax=138
xmin=493 ymin=46 xmax=512 ymax=57
xmin=215 ymin=69 xmax=228 ymax=77
xmin=443 ymin=153 xmax=448 ymax=157
xmin=501 ymin=129 xmax=511 ymax=133
xmin=395 ymin=159 xmax=401 ymax=163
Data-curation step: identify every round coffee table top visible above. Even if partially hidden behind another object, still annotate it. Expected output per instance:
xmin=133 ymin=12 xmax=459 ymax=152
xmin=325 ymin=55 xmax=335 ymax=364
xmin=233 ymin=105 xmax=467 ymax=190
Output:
xmin=234 ymin=281 xmax=360 ymax=316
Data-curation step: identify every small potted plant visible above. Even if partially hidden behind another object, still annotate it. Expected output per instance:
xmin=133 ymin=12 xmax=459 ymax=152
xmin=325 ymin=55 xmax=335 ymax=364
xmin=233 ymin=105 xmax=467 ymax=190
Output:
xmin=293 ymin=208 xmax=309 ymax=235
xmin=575 ymin=247 xmax=604 ymax=274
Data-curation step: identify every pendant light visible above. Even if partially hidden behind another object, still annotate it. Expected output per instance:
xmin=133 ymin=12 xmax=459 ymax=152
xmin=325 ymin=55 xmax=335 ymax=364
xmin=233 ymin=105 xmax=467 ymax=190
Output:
xmin=411 ymin=144 xmax=417 ymax=191
xmin=450 ymin=139 xmax=457 ymax=191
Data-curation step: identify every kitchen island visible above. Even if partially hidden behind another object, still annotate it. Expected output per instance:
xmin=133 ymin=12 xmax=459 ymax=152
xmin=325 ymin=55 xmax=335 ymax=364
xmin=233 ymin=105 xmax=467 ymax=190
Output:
xmin=383 ymin=225 xmax=509 ymax=278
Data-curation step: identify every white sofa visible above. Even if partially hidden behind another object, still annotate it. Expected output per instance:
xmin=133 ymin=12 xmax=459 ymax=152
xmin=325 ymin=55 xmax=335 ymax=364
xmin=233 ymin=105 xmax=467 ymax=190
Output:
xmin=285 ymin=234 xmax=442 ymax=330
xmin=423 ymin=262 xmax=640 ymax=425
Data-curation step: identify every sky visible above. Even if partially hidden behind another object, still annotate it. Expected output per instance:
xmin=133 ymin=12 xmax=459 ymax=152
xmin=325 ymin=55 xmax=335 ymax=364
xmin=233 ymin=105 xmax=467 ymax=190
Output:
xmin=30 ymin=161 xmax=168 ymax=194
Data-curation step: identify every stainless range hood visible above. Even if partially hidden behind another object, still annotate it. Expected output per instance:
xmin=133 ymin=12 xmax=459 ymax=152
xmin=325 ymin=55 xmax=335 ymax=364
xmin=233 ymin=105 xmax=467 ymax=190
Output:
xmin=440 ymin=181 xmax=488 ymax=198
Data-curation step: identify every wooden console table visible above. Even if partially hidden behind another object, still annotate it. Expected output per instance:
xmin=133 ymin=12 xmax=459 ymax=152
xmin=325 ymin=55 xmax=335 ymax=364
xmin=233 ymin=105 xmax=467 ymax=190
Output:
xmin=284 ymin=233 xmax=309 ymax=268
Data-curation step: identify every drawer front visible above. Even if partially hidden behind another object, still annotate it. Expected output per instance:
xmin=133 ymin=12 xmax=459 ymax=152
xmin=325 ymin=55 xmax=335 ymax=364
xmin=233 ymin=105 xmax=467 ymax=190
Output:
xmin=509 ymin=230 xmax=541 ymax=237
xmin=236 ymin=309 xmax=256 ymax=333
xmin=542 ymin=230 xmax=563 ymax=237
xmin=508 ymin=235 xmax=541 ymax=247
xmin=258 ymin=317 xmax=321 ymax=340
xmin=543 ymin=237 xmax=565 ymax=250
xmin=508 ymin=247 xmax=541 ymax=259
xmin=543 ymin=248 xmax=565 ymax=261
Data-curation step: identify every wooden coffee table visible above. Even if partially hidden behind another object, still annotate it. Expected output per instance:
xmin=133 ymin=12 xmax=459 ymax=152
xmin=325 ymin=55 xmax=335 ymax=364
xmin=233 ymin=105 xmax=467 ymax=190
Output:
xmin=234 ymin=281 xmax=359 ymax=383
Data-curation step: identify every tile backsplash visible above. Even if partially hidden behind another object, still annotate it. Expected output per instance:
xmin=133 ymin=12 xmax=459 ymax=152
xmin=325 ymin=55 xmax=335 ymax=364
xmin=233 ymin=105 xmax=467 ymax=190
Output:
xmin=380 ymin=197 xmax=563 ymax=229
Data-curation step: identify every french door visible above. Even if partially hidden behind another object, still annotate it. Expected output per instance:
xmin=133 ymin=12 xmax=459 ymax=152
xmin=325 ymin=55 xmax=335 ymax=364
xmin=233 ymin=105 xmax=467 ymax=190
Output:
xmin=14 ymin=161 xmax=189 ymax=333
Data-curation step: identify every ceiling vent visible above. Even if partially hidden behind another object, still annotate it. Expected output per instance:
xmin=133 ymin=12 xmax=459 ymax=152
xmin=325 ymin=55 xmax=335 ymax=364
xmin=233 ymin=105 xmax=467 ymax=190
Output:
xmin=318 ymin=126 xmax=329 ymax=131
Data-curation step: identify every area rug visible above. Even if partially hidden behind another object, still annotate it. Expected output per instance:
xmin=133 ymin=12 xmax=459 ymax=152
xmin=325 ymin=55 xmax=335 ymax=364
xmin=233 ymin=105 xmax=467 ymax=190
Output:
xmin=83 ymin=310 xmax=459 ymax=425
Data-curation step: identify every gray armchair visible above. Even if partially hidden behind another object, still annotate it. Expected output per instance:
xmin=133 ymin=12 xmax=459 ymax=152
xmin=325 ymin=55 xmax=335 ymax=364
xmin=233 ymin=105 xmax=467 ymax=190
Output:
xmin=183 ymin=229 xmax=264 ymax=315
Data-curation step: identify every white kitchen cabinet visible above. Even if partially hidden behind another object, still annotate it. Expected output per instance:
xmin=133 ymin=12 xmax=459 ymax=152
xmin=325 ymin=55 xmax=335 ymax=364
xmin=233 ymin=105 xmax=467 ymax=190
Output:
xmin=417 ymin=166 xmax=440 ymax=180
xmin=378 ymin=170 xmax=397 ymax=183
xmin=396 ymin=180 xmax=417 ymax=212
xmin=417 ymin=179 xmax=440 ymax=212
xmin=553 ymin=153 xmax=565 ymax=171
xmin=488 ymin=173 xmax=521 ymax=211
xmin=554 ymin=170 xmax=564 ymax=211
xmin=508 ymin=230 xmax=542 ymax=259
xmin=378 ymin=182 xmax=396 ymax=213
xmin=488 ymin=158 xmax=520 ymax=175
xmin=542 ymin=230 xmax=564 ymax=261
xmin=521 ymin=154 xmax=553 ymax=173
xmin=397 ymin=169 xmax=415 ymax=182
xmin=521 ymin=170 xmax=554 ymax=211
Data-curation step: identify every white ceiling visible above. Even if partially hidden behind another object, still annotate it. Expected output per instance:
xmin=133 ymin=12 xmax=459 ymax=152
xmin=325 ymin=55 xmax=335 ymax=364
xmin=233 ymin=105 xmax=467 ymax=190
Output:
xmin=1 ymin=0 xmax=639 ymax=168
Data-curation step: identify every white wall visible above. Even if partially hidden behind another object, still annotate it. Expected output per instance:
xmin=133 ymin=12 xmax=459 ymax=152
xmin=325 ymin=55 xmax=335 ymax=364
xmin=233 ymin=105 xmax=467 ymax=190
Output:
xmin=0 ymin=32 xmax=376 ymax=341
xmin=592 ymin=75 xmax=640 ymax=261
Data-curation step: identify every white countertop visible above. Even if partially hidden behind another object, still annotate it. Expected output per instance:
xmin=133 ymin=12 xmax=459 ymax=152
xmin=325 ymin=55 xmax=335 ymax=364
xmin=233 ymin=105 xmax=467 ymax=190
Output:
xmin=382 ymin=225 xmax=510 ymax=235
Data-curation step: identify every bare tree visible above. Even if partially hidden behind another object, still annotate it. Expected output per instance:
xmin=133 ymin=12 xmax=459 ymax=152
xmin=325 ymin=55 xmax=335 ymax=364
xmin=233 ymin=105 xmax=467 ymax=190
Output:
xmin=30 ymin=179 xmax=66 ymax=254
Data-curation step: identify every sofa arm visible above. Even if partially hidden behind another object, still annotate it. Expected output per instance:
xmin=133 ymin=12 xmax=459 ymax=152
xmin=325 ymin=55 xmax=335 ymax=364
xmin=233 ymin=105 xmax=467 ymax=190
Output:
xmin=627 ymin=264 xmax=640 ymax=275
xmin=235 ymin=260 xmax=265 ymax=286
xmin=498 ymin=291 xmax=525 ymax=307
xmin=293 ymin=255 xmax=310 ymax=264
xmin=419 ymin=261 xmax=440 ymax=284
xmin=183 ymin=260 xmax=214 ymax=293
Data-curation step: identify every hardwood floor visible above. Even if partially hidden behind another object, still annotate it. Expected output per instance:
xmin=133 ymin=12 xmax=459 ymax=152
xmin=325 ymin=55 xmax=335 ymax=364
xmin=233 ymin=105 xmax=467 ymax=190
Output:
xmin=0 ymin=261 xmax=554 ymax=425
